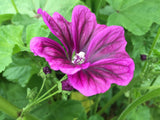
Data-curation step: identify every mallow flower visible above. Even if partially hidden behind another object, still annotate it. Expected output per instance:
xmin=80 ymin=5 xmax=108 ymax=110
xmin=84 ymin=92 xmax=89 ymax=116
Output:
xmin=30 ymin=5 xmax=135 ymax=96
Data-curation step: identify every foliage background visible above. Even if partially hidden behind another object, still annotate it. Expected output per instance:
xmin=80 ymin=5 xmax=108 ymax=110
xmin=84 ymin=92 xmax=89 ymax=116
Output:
xmin=0 ymin=0 xmax=160 ymax=120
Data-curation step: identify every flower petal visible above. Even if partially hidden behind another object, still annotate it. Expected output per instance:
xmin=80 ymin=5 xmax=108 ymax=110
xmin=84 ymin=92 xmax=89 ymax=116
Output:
xmin=68 ymin=58 xmax=134 ymax=96
xmin=72 ymin=5 xmax=107 ymax=53
xmin=86 ymin=26 xmax=128 ymax=63
xmin=91 ymin=58 xmax=135 ymax=85
xmin=37 ymin=9 xmax=73 ymax=59
xmin=30 ymin=37 xmax=89 ymax=74
xmin=68 ymin=69 xmax=111 ymax=96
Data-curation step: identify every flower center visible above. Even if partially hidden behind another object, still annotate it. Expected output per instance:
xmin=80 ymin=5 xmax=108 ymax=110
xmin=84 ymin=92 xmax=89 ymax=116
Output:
xmin=72 ymin=51 xmax=85 ymax=64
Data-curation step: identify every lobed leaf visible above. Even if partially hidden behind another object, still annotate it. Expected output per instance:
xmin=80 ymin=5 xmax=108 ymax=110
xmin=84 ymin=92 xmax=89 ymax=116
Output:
xmin=32 ymin=100 xmax=87 ymax=120
xmin=26 ymin=23 xmax=50 ymax=47
xmin=0 ymin=0 xmax=85 ymax=21
xmin=0 ymin=25 xmax=23 ymax=73
xmin=126 ymin=105 xmax=150 ymax=120
xmin=11 ymin=14 xmax=37 ymax=26
xmin=106 ymin=0 xmax=160 ymax=35
xmin=3 ymin=55 xmax=36 ymax=87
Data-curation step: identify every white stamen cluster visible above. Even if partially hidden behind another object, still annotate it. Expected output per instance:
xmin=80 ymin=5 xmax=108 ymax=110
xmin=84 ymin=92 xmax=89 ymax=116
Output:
xmin=72 ymin=51 xmax=85 ymax=64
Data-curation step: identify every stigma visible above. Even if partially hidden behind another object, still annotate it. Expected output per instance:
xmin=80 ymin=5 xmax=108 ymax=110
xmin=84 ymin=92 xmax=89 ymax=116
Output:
xmin=72 ymin=51 xmax=85 ymax=64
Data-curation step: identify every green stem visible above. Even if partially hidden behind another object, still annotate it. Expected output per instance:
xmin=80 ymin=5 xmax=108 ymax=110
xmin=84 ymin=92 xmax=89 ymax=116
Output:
xmin=21 ymin=84 xmax=58 ymax=116
xmin=144 ymin=77 xmax=157 ymax=94
xmin=95 ymin=0 xmax=102 ymax=17
xmin=60 ymin=74 xmax=68 ymax=82
xmin=34 ymin=77 xmax=46 ymax=101
xmin=148 ymin=27 xmax=160 ymax=56
xmin=118 ymin=87 xmax=160 ymax=120
xmin=35 ymin=84 xmax=57 ymax=102
xmin=35 ymin=74 xmax=67 ymax=103
xmin=0 ymin=96 xmax=20 ymax=118
xmin=142 ymin=27 xmax=160 ymax=93
xmin=22 ymin=75 xmax=67 ymax=116
xmin=94 ymin=94 xmax=102 ymax=114
xmin=149 ymin=77 xmax=157 ymax=86
xmin=35 ymin=90 xmax=61 ymax=104
xmin=17 ymin=113 xmax=38 ymax=120
xmin=142 ymin=27 xmax=160 ymax=73
xmin=97 ymin=77 xmax=137 ymax=115
xmin=45 ymin=79 xmax=55 ymax=103
xmin=0 ymin=96 xmax=38 ymax=120
xmin=11 ymin=0 xmax=19 ymax=13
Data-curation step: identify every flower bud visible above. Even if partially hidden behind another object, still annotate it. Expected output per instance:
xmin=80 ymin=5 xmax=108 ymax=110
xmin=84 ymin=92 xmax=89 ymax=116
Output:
xmin=43 ymin=66 xmax=52 ymax=74
xmin=140 ymin=54 xmax=147 ymax=61
xmin=62 ymin=79 xmax=74 ymax=91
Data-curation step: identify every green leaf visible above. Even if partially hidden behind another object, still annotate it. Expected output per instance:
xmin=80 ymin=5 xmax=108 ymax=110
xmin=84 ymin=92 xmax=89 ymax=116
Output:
xmin=0 ymin=14 xmax=13 ymax=25
xmin=130 ymin=35 xmax=146 ymax=76
xmin=0 ymin=79 xmax=28 ymax=109
xmin=0 ymin=112 xmax=14 ymax=120
xmin=0 ymin=0 xmax=85 ymax=21
xmin=0 ymin=0 xmax=16 ymax=15
xmin=150 ymin=107 xmax=160 ymax=120
xmin=50 ymin=100 xmax=86 ymax=120
xmin=126 ymin=105 xmax=150 ymax=120
xmin=0 ymin=25 xmax=23 ymax=73
xmin=106 ymin=0 xmax=143 ymax=10
xmin=107 ymin=0 xmax=160 ymax=35
xmin=27 ymin=87 xmax=38 ymax=103
xmin=99 ymin=88 xmax=112 ymax=114
xmin=0 ymin=77 xmax=29 ymax=120
xmin=118 ymin=87 xmax=160 ymax=120
xmin=32 ymin=100 xmax=86 ymax=120
xmin=3 ymin=54 xmax=36 ymax=87
xmin=71 ymin=91 xmax=94 ymax=113
xmin=48 ymin=33 xmax=63 ymax=46
xmin=0 ymin=112 xmax=6 ymax=120
xmin=42 ymin=0 xmax=85 ymax=21
xmin=26 ymin=23 xmax=50 ymax=47
xmin=99 ymin=5 xmax=115 ymax=16
xmin=1 ymin=25 xmax=24 ymax=46
xmin=11 ymin=14 xmax=37 ymax=26
xmin=127 ymin=24 xmax=159 ymax=77
xmin=89 ymin=114 xmax=104 ymax=120
xmin=0 ymin=0 xmax=36 ymax=17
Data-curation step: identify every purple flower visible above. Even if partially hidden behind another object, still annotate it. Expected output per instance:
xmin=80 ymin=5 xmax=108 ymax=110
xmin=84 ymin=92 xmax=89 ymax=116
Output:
xmin=30 ymin=5 xmax=135 ymax=96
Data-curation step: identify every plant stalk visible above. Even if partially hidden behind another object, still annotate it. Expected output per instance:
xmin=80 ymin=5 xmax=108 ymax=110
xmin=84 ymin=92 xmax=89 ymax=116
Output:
xmin=142 ymin=27 xmax=160 ymax=73
xmin=95 ymin=0 xmax=102 ymax=17
xmin=11 ymin=0 xmax=19 ymax=13
xmin=97 ymin=77 xmax=137 ymax=115
xmin=0 ymin=96 xmax=38 ymax=120
xmin=0 ymin=96 xmax=20 ymax=118
xmin=94 ymin=94 xmax=102 ymax=114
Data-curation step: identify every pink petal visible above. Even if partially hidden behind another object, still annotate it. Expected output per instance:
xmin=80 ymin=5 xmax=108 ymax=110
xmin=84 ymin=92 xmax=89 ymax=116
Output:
xmin=72 ymin=5 xmax=107 ymax=53
xmin=91 ymin=58 xmax=135 ymax=85
xmin=86 ymin=26 xmax=128 ymax=63
xmin=30 ymin=37 xmax=90 ymax=74
xmin=68 ymin=58 xmax=134 ymax=96
xmin=68 ymin=70 xmax=111 ymax=96
xmin=37 ymin=9 xmax=73 ymax=59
